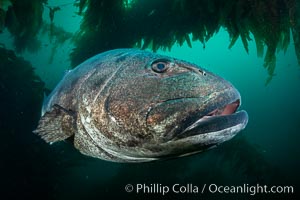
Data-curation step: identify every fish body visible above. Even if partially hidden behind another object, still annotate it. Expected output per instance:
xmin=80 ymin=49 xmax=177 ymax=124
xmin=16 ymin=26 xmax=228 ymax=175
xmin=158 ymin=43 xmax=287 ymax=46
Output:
xmin=34 ymin=49 xmax=248 ymax=162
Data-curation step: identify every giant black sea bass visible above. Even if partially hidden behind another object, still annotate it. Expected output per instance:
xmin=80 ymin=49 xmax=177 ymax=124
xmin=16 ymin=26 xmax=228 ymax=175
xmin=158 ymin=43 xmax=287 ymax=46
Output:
xmin=34 ymin=49 xmax=248 ymax=162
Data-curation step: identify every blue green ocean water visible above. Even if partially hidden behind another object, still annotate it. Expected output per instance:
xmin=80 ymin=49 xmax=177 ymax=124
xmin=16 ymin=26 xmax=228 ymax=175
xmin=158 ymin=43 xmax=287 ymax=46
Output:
xmin=1 ymin=1 xmax=299 ymax=199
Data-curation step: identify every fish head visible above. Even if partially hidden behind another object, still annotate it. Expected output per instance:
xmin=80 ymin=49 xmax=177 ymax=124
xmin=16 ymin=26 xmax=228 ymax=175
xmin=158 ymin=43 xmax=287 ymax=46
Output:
xmin=95 ymin=49 xmax=248 ymax=161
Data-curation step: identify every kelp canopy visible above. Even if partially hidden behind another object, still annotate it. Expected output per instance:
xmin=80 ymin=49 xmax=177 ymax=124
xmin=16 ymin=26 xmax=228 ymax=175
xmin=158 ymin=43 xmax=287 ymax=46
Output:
xmin=0 ymin=0 xmax=299 ymax=78
xmin=0 ymin=0 xmax=46 ymax=52
xmin=72 ymin=0 xmax=300 ymax=77
xmin=0 ymin=0 xmax=72 ymax=53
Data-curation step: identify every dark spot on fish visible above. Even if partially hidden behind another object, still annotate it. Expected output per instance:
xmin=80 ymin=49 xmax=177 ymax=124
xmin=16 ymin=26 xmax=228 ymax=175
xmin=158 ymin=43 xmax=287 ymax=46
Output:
xmin=126 ymin=139 xmax=140 ymax=147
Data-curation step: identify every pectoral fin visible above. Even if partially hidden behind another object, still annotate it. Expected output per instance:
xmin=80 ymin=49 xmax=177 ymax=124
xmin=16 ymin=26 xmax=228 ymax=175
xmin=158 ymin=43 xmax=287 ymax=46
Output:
xmin=33 ymin=104 xmax=77 ymax=143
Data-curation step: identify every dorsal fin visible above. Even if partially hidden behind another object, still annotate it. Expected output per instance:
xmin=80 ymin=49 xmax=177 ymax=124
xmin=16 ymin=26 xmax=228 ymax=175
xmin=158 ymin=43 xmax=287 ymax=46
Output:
xmin=33 ymin=104 xmax=77 ymax=143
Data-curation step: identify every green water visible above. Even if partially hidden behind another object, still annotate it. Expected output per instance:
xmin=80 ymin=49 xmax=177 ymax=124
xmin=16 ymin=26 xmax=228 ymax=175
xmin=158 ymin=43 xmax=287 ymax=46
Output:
xmin=1 ymin=1 xmax=299 ymax=199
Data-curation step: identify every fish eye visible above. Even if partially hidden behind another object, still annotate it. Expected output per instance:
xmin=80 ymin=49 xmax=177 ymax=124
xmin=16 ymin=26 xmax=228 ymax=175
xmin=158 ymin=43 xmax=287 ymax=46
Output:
xmin=151 ymin=59 xmax=170 ymax=73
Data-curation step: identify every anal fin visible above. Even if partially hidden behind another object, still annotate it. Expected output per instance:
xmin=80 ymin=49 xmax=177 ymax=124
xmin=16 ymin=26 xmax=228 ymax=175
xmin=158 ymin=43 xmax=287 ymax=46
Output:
xmin=33 ymin=104 xmax=77 ymax=143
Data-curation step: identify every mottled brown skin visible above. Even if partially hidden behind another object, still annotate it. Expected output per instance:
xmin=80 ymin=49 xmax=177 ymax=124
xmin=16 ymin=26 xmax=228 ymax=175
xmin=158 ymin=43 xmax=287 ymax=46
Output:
xmin=35 ymin=49 xmax=248 ymax=162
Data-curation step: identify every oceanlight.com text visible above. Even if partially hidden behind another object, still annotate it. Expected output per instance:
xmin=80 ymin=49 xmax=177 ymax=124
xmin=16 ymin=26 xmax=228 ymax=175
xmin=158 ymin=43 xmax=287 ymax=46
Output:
xmin=124 ymin=183 xmax=294 ymax=196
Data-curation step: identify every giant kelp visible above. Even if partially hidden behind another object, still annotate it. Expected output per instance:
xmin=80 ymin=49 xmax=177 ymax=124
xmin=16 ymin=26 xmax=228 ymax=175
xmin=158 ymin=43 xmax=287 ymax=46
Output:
xmin=1 ymin=0 xmax=298 ymax=79
xmin=41 ymin=22 xmax=73 ymax=64
xmin=72 ymin=0 xmax=299 ymax=79
xmin=71 ymin=0 xmax=132 ymax=66
xmin=0 ymin=46 xmax=45 ymax=197
xmin=0 ymin=47 xmax=85 ymax=199
xmin=4 ymin=0 xmax=46 ymax=52
xmin=0 ymin=7 xmax=5 ymax=33
xmin=0 ymin=0 xmax=72 ymax=55
xmin=0 ymin=47 xmax=44 ymax=128
xmin=290 ymin=0 xmax=300 ymax=66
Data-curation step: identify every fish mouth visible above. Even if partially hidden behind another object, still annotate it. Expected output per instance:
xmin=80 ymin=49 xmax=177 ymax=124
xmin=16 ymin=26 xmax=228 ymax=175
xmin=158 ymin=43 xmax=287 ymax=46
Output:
xmin=143 ymin=89 xmax=248 ymax=159
xmin=174 ymin=98 xmax=248 ymax=140
xmin=151 ymin=98 xmax=249 ymax=160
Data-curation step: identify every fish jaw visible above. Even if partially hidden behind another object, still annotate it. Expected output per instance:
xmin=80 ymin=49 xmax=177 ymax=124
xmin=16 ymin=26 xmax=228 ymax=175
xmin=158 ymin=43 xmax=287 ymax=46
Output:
xmin=139 ymin=84 xmax=248 ymax=159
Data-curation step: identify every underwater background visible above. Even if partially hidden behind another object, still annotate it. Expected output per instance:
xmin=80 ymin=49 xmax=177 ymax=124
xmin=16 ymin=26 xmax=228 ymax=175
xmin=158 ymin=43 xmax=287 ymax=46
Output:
xmin=1 ymin=0 xmax=299 ymax=199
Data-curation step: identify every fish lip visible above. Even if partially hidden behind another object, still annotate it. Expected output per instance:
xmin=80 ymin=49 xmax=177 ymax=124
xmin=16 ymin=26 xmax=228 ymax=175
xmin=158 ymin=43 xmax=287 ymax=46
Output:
xmin=183 ymin=98 xmax=242 ymax=132
xmin=169 ymin=85 xmax=246 ymax=140
xmin=174 ymin=104 xmax=248 ymax=140
xmin=145 ymin=87 xmax=247 ymax=142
